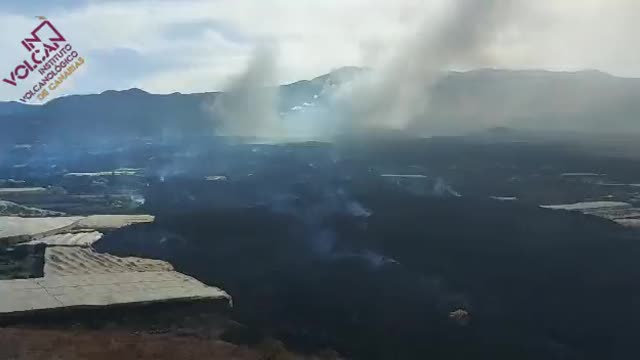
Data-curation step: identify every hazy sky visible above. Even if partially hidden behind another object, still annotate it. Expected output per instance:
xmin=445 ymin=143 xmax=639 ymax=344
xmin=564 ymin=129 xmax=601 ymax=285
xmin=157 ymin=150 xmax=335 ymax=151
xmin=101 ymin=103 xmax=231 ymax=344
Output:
xmin=0 ymin=0 xmax=639 ymax=102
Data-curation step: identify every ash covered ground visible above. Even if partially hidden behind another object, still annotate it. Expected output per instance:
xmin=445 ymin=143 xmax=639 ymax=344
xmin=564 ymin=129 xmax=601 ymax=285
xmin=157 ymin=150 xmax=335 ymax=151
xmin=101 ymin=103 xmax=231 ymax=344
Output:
xmin=3 ymin=132 xmax=640 ymax=359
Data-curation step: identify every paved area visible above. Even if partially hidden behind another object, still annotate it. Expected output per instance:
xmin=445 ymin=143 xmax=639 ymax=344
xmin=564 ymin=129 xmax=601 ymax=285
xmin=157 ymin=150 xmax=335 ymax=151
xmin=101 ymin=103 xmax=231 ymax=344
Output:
xmin=0 ymin=217 xmax=83 ymax=241
xmin=23 ymin=232 xmax=103 ymax=247
xmin=74 ymin=215 xmax=155 ymax=230
xmin=0 ymin=215 xmax=155 ymax=245
xmin=0 ymin=214 xmax=230 ymax=316
xmin=0 ymin=247 xmax=230 ymax=314
xmin=0 ymin=187 xmax=47 ymax=195
xmin=43 ymin=246 xmax=173 ymax=276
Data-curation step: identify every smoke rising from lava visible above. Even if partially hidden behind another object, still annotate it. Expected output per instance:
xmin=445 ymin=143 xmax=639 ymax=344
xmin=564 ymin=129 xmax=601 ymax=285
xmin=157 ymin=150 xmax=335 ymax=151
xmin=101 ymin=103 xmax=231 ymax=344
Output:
xmin=208 ymin=0 xmax=524 ymax=138
xmin=339 ymin=0 xmax=520 ymax=131
xmin=208 ymin=45 xmax=282 ymax=138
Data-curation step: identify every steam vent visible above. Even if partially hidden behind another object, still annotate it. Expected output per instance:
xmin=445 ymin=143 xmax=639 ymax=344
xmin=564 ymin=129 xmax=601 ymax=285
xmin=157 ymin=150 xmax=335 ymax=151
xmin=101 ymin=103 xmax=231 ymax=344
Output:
xmin=0 ymin=215 xmax=231 ymax=316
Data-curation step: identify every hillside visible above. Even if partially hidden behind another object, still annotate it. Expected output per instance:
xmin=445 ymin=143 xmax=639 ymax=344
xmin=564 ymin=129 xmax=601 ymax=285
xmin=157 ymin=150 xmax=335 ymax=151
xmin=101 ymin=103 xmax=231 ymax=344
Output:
xmin=2 ymin=68 xmax=640 ymax=145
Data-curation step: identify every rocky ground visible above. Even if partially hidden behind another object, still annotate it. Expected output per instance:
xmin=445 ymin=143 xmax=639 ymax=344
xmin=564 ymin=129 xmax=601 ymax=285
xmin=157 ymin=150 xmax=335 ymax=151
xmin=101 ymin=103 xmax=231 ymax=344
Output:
xmin=0 ymin=301 xmax=341 ymax=360
xmin=0 ymin=328 xmax=261 ymax=360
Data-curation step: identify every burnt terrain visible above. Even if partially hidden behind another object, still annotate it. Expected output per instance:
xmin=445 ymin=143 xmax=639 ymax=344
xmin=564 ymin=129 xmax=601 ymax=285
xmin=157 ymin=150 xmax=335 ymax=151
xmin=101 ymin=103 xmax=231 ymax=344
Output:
xmin=3 ymin=134 xmax=640 ymax=359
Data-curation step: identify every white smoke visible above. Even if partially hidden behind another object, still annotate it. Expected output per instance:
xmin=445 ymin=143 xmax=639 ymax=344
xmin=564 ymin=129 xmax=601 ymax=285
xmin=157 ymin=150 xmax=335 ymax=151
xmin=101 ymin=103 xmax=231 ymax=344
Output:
xmin=207 ymin=0 xmax=523 ymax=138
xmin=208 ymin=45 xmax=283 ymax=138
xmin=336 ymin=0 xmax=520 ymax=131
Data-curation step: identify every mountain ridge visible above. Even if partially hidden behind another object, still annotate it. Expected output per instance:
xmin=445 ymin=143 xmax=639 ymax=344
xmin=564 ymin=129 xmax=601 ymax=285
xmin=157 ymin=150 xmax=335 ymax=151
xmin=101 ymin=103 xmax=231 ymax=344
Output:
xmin=2 ymin=68 xmax=640 ymax=145
xmin=1 ymin=67 xmax=633 ymax=107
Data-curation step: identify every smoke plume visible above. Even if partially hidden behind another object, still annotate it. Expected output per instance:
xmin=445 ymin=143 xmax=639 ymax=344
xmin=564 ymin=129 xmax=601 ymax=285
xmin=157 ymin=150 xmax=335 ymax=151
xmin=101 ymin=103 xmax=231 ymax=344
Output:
xmin=209 ymin=45 xmax=282 ymax=138
xmin=337 ymin=0 xmax=520 ymax=131
xmin=207 ymin=0 xmax=523 ymax=138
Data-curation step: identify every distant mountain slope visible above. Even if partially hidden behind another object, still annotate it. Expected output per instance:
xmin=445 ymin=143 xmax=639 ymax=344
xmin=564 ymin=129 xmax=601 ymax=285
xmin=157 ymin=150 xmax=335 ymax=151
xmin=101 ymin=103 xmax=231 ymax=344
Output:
xmin=0 ymin=89 xmax=217 ymax=145
xmin=0 ymin=102 xmax=35 ymax=116
xmin=1 ymin=68 xmax=640 ymax=145
xmin=424 ymin=69 xmax=640 ymax=134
